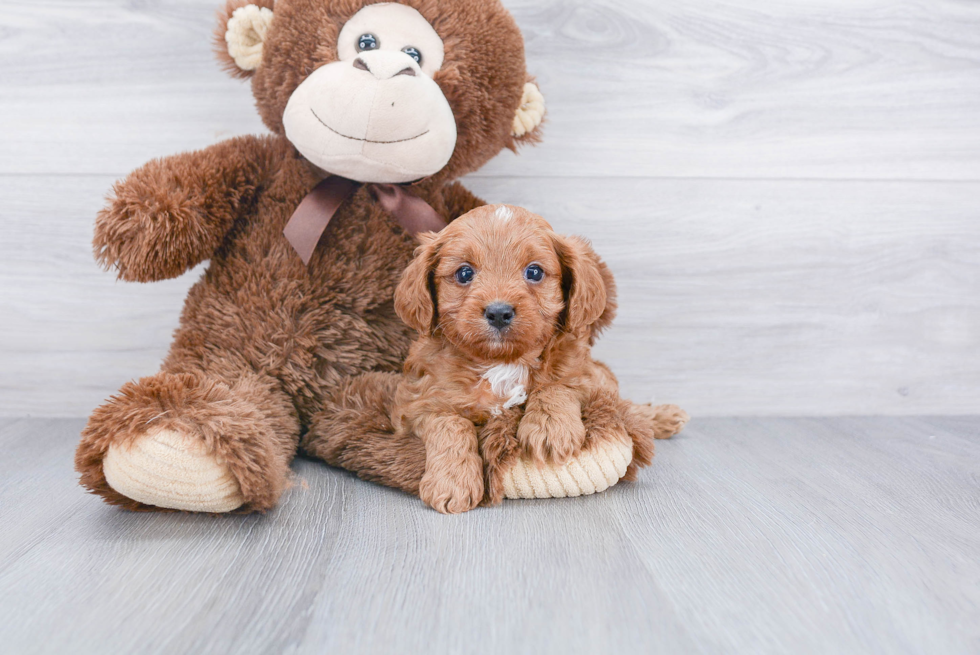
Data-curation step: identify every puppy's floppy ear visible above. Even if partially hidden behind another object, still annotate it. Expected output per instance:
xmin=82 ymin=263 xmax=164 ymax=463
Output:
xmin=589 ymin=257 xmax=618 ymax=343
xmin=395 ymin=232 xmax=442 ymax=335
xmin=554 ymin=235 xmax=615 ymax=339
xmin=214 ymin=0 xmax=275 ymax=79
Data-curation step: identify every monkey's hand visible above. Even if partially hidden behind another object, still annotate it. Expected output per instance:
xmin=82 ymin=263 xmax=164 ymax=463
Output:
xmin=94 ymin=135 xmax=281 ymax=282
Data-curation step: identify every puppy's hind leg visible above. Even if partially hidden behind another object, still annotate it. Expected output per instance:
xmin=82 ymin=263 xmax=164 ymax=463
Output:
xmin=631 ymin=403 xmax=690 ymax=440
xmin=621 ymin=402 xmax=689 ymax=480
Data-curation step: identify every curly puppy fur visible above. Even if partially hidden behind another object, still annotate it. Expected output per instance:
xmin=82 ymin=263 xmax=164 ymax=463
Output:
xmin=77 ymin=0 xmax=543 ymax=511
xmin=306 ymin=206 xmax=689 ymax=513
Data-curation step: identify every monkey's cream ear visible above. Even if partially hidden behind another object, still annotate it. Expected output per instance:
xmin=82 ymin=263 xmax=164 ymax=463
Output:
xmin=511 ymin=81 xmax=546 ymax=142
xmin=215 ymin=1 xmax=275 ymax=78
xmin=226 ymin=5 xmax=273 ymax=70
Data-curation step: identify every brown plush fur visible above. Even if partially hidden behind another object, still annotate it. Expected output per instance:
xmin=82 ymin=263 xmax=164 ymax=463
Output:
xmin=302 ymin=372 xmax=425 ymax=495
xmin=77 ymin=0 xmax=543 ymax=511
xmin=305 ymin=207 xmax=690 ymax=512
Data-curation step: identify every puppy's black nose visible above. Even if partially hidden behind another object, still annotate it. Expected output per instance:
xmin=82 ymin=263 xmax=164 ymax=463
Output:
xmin=484 ymin=302 xmax=515 ymax=330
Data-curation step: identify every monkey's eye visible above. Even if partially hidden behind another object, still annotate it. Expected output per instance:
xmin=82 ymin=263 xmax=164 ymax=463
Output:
xmin=524 ymin=264 xmax=544 ymax=282
xmin=357 ymin=34 xmax=379 ymax=51
xmin=402 ymin=46 xmax=422 ymax=64
xmin=454 ymin=265 xmax=475 ymax=285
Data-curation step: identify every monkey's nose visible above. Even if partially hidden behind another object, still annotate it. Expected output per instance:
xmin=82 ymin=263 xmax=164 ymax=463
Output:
xmin=352 ymin=51 xmax=421 ymax=80
xmin=484 ymin=302 xmax=515 ymax=330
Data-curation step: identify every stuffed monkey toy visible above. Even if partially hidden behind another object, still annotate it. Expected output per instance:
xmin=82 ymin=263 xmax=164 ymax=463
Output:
xmin=76 ymin=0 xmax=686 ymax=513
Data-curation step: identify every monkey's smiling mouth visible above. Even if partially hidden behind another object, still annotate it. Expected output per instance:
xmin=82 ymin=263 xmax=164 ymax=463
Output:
xmin=311 ymin=108 xmax=430 ymax=144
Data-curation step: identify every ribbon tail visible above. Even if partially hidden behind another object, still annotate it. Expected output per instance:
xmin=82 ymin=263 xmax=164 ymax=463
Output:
xmin=283 ymin=176 xmax=358 ymax=265
xmin=370 ymin=184 xmax=448 ymax=236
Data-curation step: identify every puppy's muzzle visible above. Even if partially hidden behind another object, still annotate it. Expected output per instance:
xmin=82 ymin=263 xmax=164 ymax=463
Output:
xmin=484 ymin=302 xmax=515 ymax=331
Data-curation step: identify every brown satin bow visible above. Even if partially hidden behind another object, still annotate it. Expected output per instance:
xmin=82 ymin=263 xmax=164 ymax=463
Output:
xmin=283 ymin=176 xmax=448 ymax=265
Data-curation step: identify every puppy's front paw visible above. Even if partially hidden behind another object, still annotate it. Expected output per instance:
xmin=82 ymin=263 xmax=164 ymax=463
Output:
xmin=518 ymin=409 xmax=587 ymax=465
xmin=419 ymin=458 xmax=484 ymax=514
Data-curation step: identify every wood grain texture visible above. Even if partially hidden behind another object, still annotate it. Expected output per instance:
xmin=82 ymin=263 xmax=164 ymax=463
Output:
xmin=0 ymin=417 xmax=977 ymax=653
xmin=1 ymin=0 xmax=979 ymax=416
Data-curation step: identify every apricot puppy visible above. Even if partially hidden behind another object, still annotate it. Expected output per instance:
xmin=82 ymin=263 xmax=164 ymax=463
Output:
xmin=392 ymin=204 xmax=620 ymax=513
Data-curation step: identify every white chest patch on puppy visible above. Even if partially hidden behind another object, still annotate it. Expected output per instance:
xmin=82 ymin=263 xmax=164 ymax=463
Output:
xmin=481 ymin=363 xmax=528 ymax=410
xmin=494 ymin=205 xmax=513 ymax=222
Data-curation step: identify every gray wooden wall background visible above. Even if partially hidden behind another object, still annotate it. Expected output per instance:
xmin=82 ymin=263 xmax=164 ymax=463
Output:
xmin=1 ymin=0 xmax=978 ymax=417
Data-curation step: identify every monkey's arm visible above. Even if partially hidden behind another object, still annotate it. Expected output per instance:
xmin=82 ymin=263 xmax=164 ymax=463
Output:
xmin=440 ymin=182 xmax=487 ymax=221
xmin=94 ymin=135 xmax=284 ymax=282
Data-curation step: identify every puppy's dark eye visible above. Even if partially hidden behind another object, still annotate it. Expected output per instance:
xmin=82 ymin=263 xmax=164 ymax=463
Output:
xmin=524 ymin=264 xmax=544 ymax=282
xmin=402 ymin=46 xmax=422 ymax=64
xmin=455 ymin=265 xmax=475 ymax=285
xmin=357 ymin=34 xmax=379 ymax=51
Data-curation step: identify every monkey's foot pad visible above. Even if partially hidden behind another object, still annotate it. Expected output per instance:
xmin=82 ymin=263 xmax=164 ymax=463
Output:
xmin=501 ymin=435 xmax=633 ymax=499
xmin=103 ymin=429 xmax=245 ymax=512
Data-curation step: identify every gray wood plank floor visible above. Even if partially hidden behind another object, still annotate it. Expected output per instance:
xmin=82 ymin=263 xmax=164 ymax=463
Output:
xmin=1 ymin=417 xmax=977 ymax=654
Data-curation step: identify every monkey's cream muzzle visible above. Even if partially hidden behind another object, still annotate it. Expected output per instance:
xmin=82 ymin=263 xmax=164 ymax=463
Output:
xmin=283 ymin=51 xmax=456 ymax=184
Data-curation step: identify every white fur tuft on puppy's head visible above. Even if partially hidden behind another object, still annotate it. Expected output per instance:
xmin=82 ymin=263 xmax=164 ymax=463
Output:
xmin=494 ymin=205 xmax=514 ymax=222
